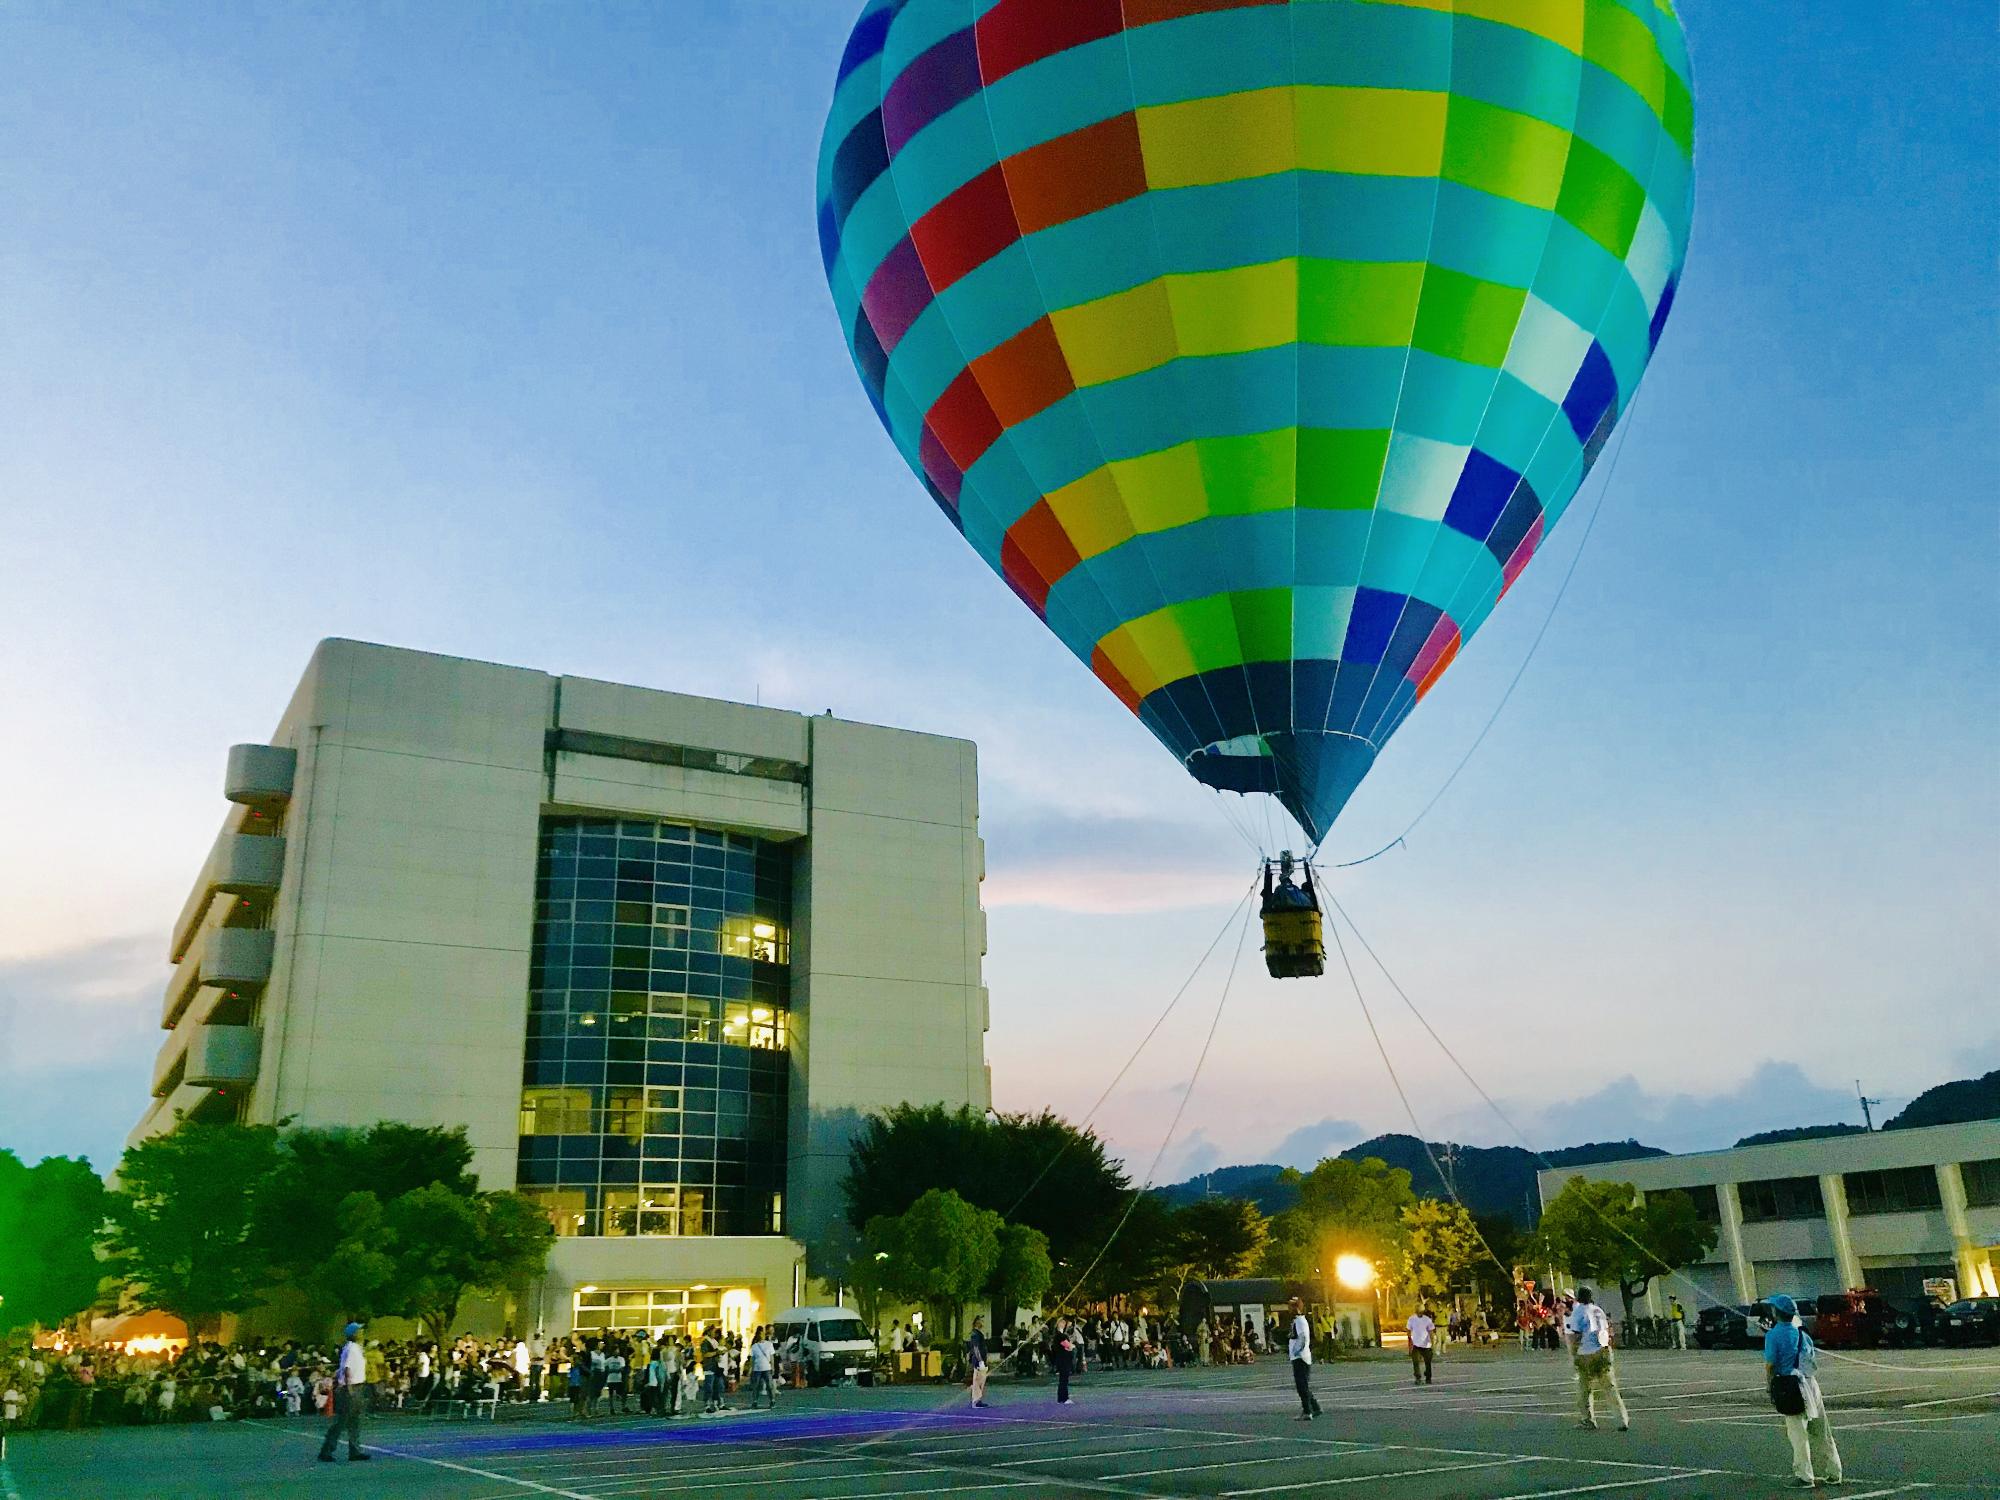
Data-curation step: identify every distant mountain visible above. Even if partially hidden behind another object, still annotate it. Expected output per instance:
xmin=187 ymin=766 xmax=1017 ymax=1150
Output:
xmin=1155 ymin=1164 xmax=1296 ymax=1215
xmin=1886 ymin=1070 xmax=2000 ymax=1131
xmin=1156 ymin=1134 xmax=1666 ymax=1225
xmin=1735 ymin=1124 xmax=1866 ymax=1148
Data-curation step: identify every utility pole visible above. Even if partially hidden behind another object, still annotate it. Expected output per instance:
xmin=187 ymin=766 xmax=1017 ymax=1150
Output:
xmin=1856 ymin=1081 xmax=1882 ymax=1132
xmin=1438 ymin=1141 xmax=1461 ymax=1198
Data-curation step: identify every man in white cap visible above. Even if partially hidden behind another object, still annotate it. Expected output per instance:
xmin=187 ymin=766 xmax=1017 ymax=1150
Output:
xmin=317 ymin=1322 xmax=371 ymax=1462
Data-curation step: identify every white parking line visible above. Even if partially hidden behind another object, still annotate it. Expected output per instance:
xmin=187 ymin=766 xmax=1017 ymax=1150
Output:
xmin=1219 ymin=1456 xmax=1538 ymax=1495
xmin=664 ymin=1466 xmax=937 ymax=1493
xmin=803 ymin=1484 xmax=1030 ymax=1500
xmin=995 ymin=1436 xmax=1270 ymax=1468
xmin=1483 ymin=1472 xmax=1718 ymax=1500
xmin=1900 ymin=1386 xmax=2000 ymax=1408
xmin=1115 ymin=1440 xmax=1361 ymax=1480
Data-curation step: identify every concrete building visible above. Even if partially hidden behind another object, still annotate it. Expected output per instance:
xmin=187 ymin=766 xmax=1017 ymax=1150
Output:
xmin=134 ymin=638 xmax=991 ymax=1340
xmin=1537 ymin=1121 xmax=2000 ymax=1311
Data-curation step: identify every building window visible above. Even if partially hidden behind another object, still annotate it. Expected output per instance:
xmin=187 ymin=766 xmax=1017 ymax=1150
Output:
xmin=1843 ymin=1166 xmax=1943 ymax=1216
xmin=519 ymin=816 xmax=791 ymax=1239
xmin=1962 ymin=1158 xmax=2000 ymax=1210
xmin=520 ymin=1088 xmax=594 ymax=1135
xmin=1738 ymin=1176 xmax=1826 ymax=1223
xmin=718 ymin=915 xmax=787 ymax=964
xmin=521 ymin=1187 xmax=589 ymax=1236
xmin=1676 ymin=1184 xmax=1722 ymax=1224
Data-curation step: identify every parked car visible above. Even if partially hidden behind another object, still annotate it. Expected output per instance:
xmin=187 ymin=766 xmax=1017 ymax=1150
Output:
xmin=1814 ymin=1289 xmax=1901 ymax=1348
xmin=1878 ymin=1296 xmax=1951 ymax=1347
xmin=1939 ymin=1298 xmax=2000 ymax=1346
xmin=1695 ymin=1298 xmax=1822 ymax=1350
xmin=1694 ymin=1305 xmax=1760 ymax=1349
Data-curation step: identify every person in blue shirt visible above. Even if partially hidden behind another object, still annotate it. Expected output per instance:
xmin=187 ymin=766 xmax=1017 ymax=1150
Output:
xmin=1764 ymin=1294 xmax=1842 ymax=1488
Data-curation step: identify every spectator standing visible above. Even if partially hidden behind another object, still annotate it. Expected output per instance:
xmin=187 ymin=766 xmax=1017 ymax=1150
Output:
xmin=1049 ymin=1317 xmax=1078 ymax=1406
xmin=1764 ymin=1294 xmax=1842 ymax=1488
xmin=1669 ymin=1297 xmax=1689 ymax=1352
xmin=315 ymin=1323 xmax=370 ymax=1464
xmin=967 ymin=1316 xmax=991 ymax=1408
xmin=1566 ymin=1289 xmax=1629 ymax=1432
xmin=511 ymin=1336 xmax=531 ymax=1402
xmin=1287 ymin=1297 xmax=1322 ymax=1422
xmin=747 ymin=1328 xmax=777 ymax=1409
xmin=1407 ymin=1307 xmax=1436 ymax=1386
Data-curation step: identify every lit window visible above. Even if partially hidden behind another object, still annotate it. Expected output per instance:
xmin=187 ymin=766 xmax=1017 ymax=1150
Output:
xmin=722 ymin=1001 xmax=787 ymax=1050
xmin=719 ymin=916 xmax=787 ymax=964
xmin=520 ymin=1087 xmax=594 ymax=1136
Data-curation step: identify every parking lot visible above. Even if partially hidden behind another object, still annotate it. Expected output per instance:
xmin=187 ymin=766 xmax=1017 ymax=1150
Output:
xmin=7 ymin=1348 xmax=1995 ymax=1500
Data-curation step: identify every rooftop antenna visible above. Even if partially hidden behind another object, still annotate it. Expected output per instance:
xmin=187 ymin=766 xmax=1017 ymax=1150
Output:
xmin=1856 ymin=1080 xmax=1882 ymax=1132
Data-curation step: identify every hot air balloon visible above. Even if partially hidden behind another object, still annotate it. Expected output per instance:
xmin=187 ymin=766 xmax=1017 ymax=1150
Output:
xmin=816 ymin=0 xmax=1692 ymax=964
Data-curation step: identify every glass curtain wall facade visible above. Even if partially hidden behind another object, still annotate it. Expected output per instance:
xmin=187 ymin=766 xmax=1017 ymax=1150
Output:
xmin=518 ymin=816 xmax=791 ymax=1239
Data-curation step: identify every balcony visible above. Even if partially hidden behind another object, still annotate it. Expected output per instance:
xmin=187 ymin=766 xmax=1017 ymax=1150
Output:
xmin=170 ymin=833 xmax=285 ymax=962
xmin=162 ymin=927 xmax=275 ymax=1029
xmin=225 ymin=743 xmax=296 ymax=808
xmin=153 ymin=1022 xmax=262 ymax=1098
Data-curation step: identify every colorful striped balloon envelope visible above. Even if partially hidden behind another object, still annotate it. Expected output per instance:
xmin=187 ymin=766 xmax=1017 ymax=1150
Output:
xmin=817 ymin=0 xmax=1693 ymax=844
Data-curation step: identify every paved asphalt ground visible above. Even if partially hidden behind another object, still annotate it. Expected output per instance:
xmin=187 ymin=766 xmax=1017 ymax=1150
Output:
xmin=6 ymin=1348 xmax=1995 ymax=1500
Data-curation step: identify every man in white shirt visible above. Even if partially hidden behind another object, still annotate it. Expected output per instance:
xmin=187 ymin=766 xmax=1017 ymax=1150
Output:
xmin=1406 ymin=1306 xmax=1436 ymax=1386
xmin=747 ymin=1329 xmax=778 ymax=1409
xmin=1286 ymin=1296 xmax=1322 ymax=1421
xmin=316 ymin=1322 xmax=371 ymax=1463
xmin=1566 ymin=1288 xmax=1629 ymax=1431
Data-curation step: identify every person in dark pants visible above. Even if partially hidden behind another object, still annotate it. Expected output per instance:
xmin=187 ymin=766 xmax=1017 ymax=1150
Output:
xmin=1049 ymin=1316 xmax=1077 ymax=1405
xmin=1406 ymin=1306 xmax=1436 ymax=1385
xmin=1287 ymin=1297 xmax=1322 ymax=1421
xmin=316 ymin=1323 xmax=371 ymax=1463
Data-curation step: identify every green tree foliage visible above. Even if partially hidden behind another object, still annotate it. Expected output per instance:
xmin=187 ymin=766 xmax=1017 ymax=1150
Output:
xmin=1536 ymin=1179 xmax=1718 ymax=1320
xmin=1262 ymin=1156 xmax=1415 ymax=1284
xmin=1153 ymin=1197 xmax=1270 ymax=1305
xmin=988 ymin=1222 xmax=1053 ymax=1328
xmin=253 ymin=1123 xmax=479 ymax=1328
xmin=842 ymin=1105 xmax=1129 ymax=1270
xmin=104 ymin=1122 xmax=285 ymax=1338
xmin=379 ymin=1183 xmax=553 ymax=1345
xmin=868 ymin=1188 xmax=1001 ymax=1346
xmin=1072 ymin=1190 xmax=1178 ymax=1305
xmin=0 ymin=1152 xmax=109 ymax=1334
xmin=1398 ymin=1198 xmax=1481 ymax=1304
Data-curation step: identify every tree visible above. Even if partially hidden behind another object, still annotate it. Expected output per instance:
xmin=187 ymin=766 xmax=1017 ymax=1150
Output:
xmin=1152 ymin=1197 xmax=1269 ymax=1307
xmin=1398 ymin=1199 xmax=1481 ymax=1305
xmin=0 ymin=1152 xmax=109 ymax=1334
xmin=379 ymin=1184 xmax=553 ymax=1345
xmin=253 ymin=1123 xmax=478 ymax=1330
xmin=869 ymin=1188 xmax=1001 ymax=1347
xmin=104 ymin=1122 xmax=285 ymax=1338
xmin=1261 ymin=1155 xmax=1415 ymax=1289
xmin=1537 ymin=1179 xmax=1718 ymax=1321
xmin=842 ymin=1105 xmax=1129 ymax=1271
xmin=987 ymin=1222 xmax=1052 ymax=1330
xmin=1075 ymin=1189 xmax=1179 ymax=1305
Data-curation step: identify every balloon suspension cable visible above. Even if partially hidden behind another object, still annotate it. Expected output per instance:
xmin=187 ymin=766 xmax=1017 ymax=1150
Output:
xmin=1327 ymin=892 xmax=2000 ymax=1371
xmin=1005 ymin=873 xmax=1260 ymax=1222
xmin=1329 ymin=393 xmax=1644 ymax=870
xmin=1047 ymin=893 xmax=1256 ymax=1318
xmin=1326 ymin=916 xmax=1517 ymax=1288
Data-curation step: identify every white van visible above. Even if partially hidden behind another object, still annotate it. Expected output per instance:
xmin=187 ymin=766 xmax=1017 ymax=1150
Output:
xmin=771 ymin=1306 xmax=876 ymax=1386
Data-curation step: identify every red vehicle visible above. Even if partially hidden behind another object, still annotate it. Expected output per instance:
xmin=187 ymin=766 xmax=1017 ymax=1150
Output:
xmin=1813 ymin=1289 xmax=1893 ymax=1348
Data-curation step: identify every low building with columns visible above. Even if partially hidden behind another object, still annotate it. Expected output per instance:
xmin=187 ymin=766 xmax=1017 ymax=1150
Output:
xmin=1537 ymin=1120 xmax=2000 ymax=1311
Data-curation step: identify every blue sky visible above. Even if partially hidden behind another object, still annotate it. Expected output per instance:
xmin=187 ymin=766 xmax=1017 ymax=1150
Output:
xmin=2 ymin=2 xmax=1994 ymax=1180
